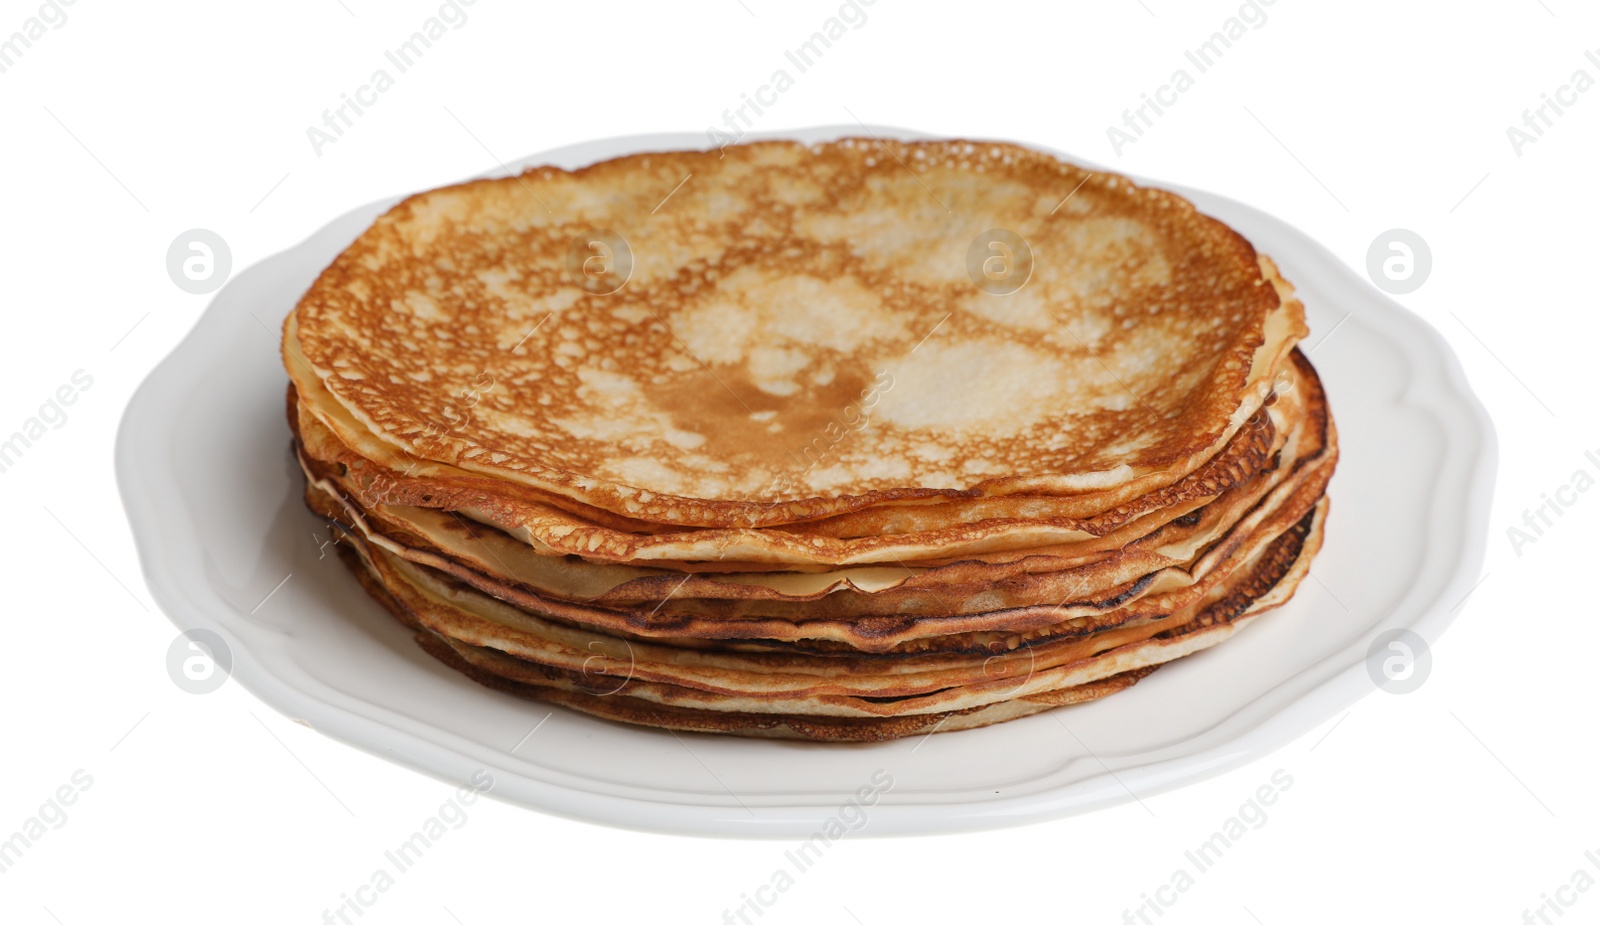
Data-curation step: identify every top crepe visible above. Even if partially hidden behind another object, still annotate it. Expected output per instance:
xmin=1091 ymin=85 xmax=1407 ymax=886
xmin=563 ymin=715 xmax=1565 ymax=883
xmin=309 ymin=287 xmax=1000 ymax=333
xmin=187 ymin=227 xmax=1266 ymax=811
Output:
xmin=288 ymin=138 xmax=1305 ymax=528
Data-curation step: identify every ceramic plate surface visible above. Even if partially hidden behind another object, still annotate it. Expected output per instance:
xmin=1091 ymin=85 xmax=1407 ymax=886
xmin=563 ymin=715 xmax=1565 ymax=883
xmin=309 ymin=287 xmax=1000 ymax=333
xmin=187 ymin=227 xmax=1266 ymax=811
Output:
xmin=116 ymin=126 xmax=1495 ymax=837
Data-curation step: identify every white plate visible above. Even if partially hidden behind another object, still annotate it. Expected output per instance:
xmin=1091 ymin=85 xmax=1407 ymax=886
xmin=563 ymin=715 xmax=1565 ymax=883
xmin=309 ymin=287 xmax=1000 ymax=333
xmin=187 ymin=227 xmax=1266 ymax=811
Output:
xmin=116 ymin=126 xmax=1496 ymax=837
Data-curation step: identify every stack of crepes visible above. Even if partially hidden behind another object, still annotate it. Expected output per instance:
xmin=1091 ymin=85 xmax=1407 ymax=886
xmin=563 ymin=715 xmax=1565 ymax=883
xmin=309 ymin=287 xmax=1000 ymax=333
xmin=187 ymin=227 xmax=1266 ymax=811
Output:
xmin=283 ymin=138 xmax=1336 ymax=741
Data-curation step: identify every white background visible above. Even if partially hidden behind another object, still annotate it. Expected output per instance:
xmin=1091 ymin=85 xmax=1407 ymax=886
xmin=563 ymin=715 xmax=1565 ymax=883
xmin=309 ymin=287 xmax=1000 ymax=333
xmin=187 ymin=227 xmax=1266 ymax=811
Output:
xmin=3 ymin=1 xmax=1597 ymax=922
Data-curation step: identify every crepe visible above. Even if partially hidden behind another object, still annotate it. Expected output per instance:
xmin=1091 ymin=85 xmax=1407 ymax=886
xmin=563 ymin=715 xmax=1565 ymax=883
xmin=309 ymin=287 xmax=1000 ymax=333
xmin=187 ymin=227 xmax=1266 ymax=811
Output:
xmin=330 ymin=501 xmax=1325 ymax=740
xmin=296 ymin=361 xmax=1331 ymax=651
xmin=286 ymin=138 xmax=1307 ymax=528
xmin=281 ymin=136 xmax=1336 ymax=741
